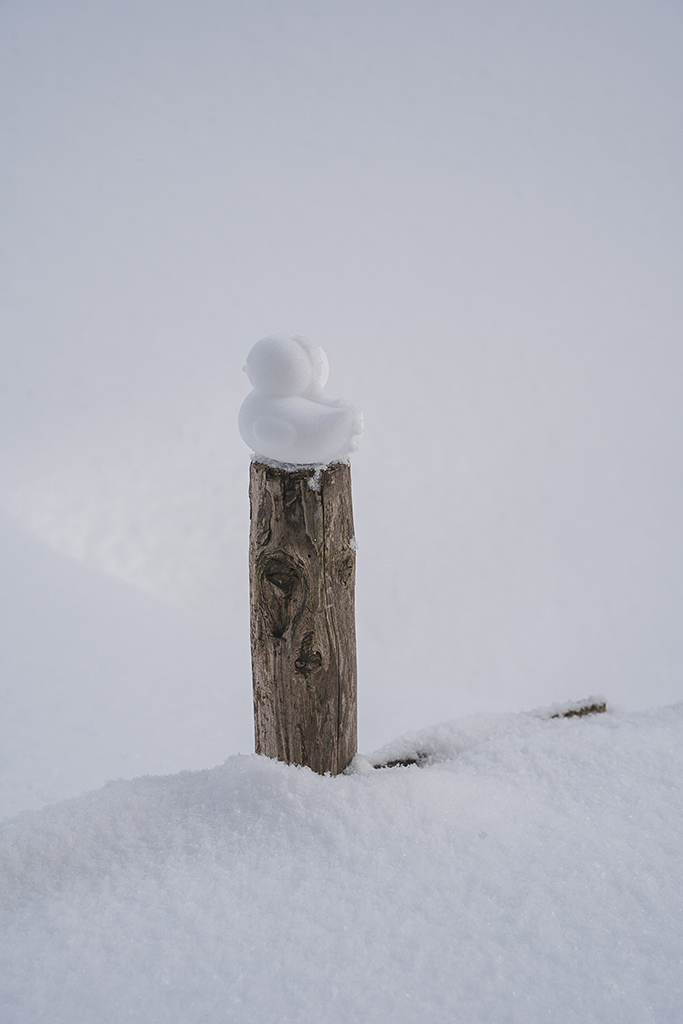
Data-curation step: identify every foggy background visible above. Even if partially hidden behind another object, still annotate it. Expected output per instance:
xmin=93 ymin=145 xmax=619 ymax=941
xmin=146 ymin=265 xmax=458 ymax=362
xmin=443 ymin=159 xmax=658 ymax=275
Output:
xmin=1 ymin=0 xmax=681 ymax=815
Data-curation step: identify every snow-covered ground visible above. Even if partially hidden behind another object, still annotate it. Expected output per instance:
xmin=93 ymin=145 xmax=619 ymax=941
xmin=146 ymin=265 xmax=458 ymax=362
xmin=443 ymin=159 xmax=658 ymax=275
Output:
xmin=3 ymin=704 xmax=682 ymax=1023
xmin=3 ymin=507 xmax=682 ymax=1021
xmin=1 ymin=0 xmax=682 ymax=1019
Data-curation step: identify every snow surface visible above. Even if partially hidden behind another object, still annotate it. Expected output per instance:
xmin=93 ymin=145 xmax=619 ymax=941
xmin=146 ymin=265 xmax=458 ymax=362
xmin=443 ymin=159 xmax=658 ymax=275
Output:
xmin=238 ymin=334 xmax=363 ymax=464
xmin=2 ymin=704 xmax=682 ymax=1023
xmin=0 ymin=514 xmax=252 ymax=820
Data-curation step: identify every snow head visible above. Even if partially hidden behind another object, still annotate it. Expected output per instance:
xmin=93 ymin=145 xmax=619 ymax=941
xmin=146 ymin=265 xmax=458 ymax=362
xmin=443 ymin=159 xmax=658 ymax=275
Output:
xmin=244 ymin=334 xmax=329 ymax=398
xmin=238 ymin=334 xmax=363 ymax=465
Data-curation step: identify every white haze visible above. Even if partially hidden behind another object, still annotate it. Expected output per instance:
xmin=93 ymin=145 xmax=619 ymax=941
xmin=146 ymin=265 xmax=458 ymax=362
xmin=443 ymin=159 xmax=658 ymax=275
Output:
xmin=1 ymin=0 xmax=682 ymax=794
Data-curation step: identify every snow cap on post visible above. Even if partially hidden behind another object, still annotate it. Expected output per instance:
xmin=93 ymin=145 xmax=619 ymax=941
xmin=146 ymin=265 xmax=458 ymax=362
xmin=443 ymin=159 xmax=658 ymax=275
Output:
xmin=238 ymin=334 xmax=363 ymax=465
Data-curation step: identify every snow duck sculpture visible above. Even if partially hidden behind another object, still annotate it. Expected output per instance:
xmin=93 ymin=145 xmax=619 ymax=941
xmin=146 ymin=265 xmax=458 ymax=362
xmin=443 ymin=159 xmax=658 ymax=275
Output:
xmin=238 ymin=334 xmax=363 ymax=465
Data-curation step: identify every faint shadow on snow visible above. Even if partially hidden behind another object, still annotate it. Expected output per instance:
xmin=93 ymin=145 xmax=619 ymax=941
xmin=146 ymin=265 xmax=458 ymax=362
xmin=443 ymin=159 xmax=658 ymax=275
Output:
xmin=0 ymin=385 xmax=249 ymax=623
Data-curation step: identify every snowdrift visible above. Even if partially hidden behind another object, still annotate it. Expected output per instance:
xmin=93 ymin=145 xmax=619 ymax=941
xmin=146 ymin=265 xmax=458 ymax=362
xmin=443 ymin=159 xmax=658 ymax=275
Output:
xmin=2 ymin=704 xmax=682 ymax=1023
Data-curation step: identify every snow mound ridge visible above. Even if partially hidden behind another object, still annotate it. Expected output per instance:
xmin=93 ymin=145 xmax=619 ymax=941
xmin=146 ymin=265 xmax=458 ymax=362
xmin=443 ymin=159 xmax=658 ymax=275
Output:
xmin=1 ymin=705 xmax=683 ymax=1024
xmin=367 ymin=695 xmax=608 ymax=768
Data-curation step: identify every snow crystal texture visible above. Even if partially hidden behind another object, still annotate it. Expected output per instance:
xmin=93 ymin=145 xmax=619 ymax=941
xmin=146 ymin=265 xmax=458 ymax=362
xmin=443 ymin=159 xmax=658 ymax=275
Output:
xmin=2 ymin=705 xmax=683 ymax=1024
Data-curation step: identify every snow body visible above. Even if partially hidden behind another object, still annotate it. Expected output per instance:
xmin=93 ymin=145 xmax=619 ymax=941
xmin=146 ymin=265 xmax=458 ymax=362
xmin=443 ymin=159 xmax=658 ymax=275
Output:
xmin=238 ymin=334 xmax=363 ymax=464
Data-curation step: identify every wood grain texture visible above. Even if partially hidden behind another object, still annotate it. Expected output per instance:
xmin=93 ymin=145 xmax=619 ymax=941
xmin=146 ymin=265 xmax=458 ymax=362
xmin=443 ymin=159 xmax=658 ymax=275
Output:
xmin=249 ymin=461 xmax=358 ymax=775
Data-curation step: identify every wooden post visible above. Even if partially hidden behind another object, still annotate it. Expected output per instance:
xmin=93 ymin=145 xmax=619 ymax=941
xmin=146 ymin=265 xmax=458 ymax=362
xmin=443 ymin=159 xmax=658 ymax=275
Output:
xmin=248 ymin=461 xmax=357 ymax=775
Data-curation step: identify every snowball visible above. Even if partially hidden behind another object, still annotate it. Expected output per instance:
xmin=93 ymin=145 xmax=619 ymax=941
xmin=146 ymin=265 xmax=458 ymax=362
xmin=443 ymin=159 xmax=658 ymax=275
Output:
xmin=238 ymin=334 xmax=363 ymax=465
xmin=244 ymin=335 xmax=314 ymax=398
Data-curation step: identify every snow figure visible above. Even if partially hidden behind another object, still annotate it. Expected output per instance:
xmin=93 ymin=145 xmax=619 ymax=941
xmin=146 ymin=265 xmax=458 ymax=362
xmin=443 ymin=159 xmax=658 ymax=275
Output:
xmin=238 ymin=334 xmax=363 ymax=465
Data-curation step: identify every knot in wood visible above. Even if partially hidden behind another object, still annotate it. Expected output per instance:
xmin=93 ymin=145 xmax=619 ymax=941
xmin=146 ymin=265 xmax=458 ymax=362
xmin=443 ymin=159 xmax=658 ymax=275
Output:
xmin=294 ymin=633 xmax=324 ymax=678
xmin=257 ymin=553 xmax=305 ymax=639
xmin=263 ymin=560 xmax=299 ymax=598
xmin=337 ymin=553 xmax=355 ymax=587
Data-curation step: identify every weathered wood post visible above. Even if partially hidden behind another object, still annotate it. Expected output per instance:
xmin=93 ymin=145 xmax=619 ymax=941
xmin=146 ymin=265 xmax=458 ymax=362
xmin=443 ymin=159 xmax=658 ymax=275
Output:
xmin=239 ymin=334 xmax=363 ymax=775
xmin=249 ymin=462 xmax=357 ymax=774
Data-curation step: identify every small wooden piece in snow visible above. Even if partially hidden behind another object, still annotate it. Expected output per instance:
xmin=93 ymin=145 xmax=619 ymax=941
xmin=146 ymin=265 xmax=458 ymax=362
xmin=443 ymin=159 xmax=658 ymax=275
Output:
xmin=249 ymin=460 xmax=357 ymax=776
xmin=375 ymin=756 xmax=425 ymax=770
xmin=548 ymin=698 xmax=607 ymax=719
